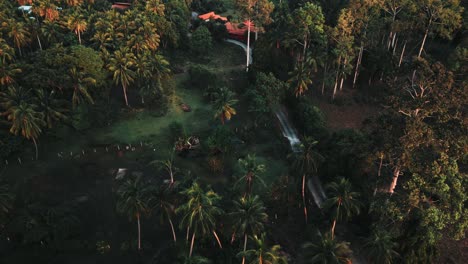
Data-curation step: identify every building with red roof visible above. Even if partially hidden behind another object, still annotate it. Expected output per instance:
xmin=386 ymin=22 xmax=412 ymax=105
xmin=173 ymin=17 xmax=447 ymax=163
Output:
xmin=198 ymin=12 xmax=228 ymax=22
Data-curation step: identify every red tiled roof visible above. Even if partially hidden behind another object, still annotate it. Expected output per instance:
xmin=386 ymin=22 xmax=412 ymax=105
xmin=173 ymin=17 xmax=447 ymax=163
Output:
xmin=198 ymin=12 xmax=228 ymax=21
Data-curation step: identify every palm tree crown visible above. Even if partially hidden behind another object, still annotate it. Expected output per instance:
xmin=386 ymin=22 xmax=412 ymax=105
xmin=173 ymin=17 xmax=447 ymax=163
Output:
xmin=213 ymin=87 xmax=238 ymax=124
xmin=302 ymin=232 xmax=352 ymax=264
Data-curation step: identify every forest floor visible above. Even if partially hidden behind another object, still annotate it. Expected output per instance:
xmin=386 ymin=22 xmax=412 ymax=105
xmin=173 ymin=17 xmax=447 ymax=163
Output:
xmin=311 ymin=88 xmax=380 ymax=131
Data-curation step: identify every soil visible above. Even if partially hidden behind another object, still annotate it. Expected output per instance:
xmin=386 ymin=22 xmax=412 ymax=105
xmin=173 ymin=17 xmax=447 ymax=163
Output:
xmin=311 ymin=89 xmax=380 ymax=131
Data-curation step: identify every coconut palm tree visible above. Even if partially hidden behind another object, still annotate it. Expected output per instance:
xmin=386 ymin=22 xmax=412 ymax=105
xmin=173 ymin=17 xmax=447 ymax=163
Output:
xmin=323 ymin=177 xmax=361 ymax=239
xmin=213 ymin=87 xmax=238 ymax=124
xmin=35 ymin=0 xmax=60 ymax=21
xmin=302 ymin=232 xmax=352 ymax=264
xmin=236 ymin=155 xmax=266 ymax=196
xmin=230 ymin=195 xmax=268 ymax=264
xmin=239 ymin=233 xmax=287 ymax=264
xmin=149 ymin=184 xmax=177 ymax=242
xmin=146 ymin=0 xmax=165 ymax=16
xmin=288 ymin=61 xmax=312 ymax=97
xmin=5 ymin=19 xmax=30 ymax=57
xmin=2 ymin=102 xmax=45 ymax=160
xmin=40 ymin=20 xmax=63 ymax=47
xmin=67 ymin=12 xmax=87 ymax=45
xmin=150 ymin=150 xmax=177 ymax=185
xmin=0 ymin=60 xmax=21 ymax=86
xmin=176 ymin=182 xmax=223 ymax=257
xmin=107 ymin=47 xmax=136 ymax=106
xmin=35 ymin=89 xmax=67 ymax=129
xmin=290 ymin=136 xmax=323 ymax=174
xmin=0 ymin=39 xmax=15 ymax=62
xmin=362 ymin=228 xmax=400 ymax=264
xmin=69 ymin=66 xmax=96 ymax=108
xmin=116 ymin=176 xmax=151 ymax=251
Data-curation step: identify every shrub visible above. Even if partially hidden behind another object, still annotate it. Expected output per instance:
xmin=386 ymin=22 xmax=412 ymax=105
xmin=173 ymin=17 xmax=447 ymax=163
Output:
xmin=292 ymin=99 xmax=327 ymax=139
xmin=188 ymin=64 xmax=218 ymax=99
xmin=191 ymin=26 xmax=212 ymax=55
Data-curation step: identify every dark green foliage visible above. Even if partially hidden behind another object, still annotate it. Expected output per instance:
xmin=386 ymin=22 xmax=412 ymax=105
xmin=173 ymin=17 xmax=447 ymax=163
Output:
xmin=188 ymin=64 xmax=219 ymax=100
xmin=290 ymin=98 xmax=327 ymax=139
xmin=191 ymin=0 xmax=227 ymax=14
xmin=191 ymin=26 xmax=213 ymax=55
xmin=0 ymin=133 xmax=22 ymax=160
xmin=246 ymin=72 xmax=286 ymax=123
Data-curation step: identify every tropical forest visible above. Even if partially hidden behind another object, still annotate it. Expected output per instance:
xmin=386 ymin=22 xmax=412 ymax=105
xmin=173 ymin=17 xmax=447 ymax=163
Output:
xmin=0 ymin=0 xmax=466 ymax=263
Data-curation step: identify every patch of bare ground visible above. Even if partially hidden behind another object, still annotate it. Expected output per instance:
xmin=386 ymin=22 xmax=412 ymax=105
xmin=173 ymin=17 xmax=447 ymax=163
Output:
xmin=437 ymin=235 xmax=468 ymax=264
xmin=311 ymin=88 xmax=380 ymax=131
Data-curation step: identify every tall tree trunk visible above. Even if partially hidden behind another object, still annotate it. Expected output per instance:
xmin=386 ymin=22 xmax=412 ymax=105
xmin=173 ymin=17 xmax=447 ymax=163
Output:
xmin=242 ymin=233 xmax=247 ymax=264
xmin=212 ymin=230 xmax=223 ymax=248
xmin=374 ymin=153 xmax=384 ymax=196
xmin=302 ymin=36 xmax=307 ymax=62
xmin=388 ymin=165 xmax=400 ymax=195
xmin=332 ymin=57 xmax=341 ymax=99
xmin=169 ymin=167 xmax=174 ymax=184
xmin=137 ymin=213 xmax=141 ymax=250
xmin=331 ymin=219 xmax=337 ymax=240
xmin=246 ymin=19 xmax=251 ymax=71
xmin=123 ymin=83 xmax=129 ymax=106
xmin=36 ymin=34 xmax=42 ymax=50
xmin=302 ymin=174 xmax=307 ymax=222
xmin=339 ymin=58 xmax=347 ymax=91
xmin=399 ymin=41 xmax=406 ymax=67
xmin=189 ymin=232 xmax=196 ymax=257
xmin=186 ymin=226 xmax=190 ymax=242
xmin=32 ymin=138 xmax=38 ymax=160
xmin=418 ymin=27 xmax=429 ymax=58
xmin=353 ymin=45 xmax=363 ymax=88
xmin=78 ymin=31 xmax=82 ymax=45
xmin=169 ymin=218 xmax=177 ymax=242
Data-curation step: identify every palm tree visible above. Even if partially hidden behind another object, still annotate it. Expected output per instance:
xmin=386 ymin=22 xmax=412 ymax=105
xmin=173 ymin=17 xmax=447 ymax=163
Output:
xmin=35 ymin=0 xmax=60 ymax=21
xmin=69 ymin=67 xmax=96 ymax=108
xmin=236 ymin=155 xmax=266 ymax=196
xmin=0 ymin=39 xmax=15 ymax=62
xmin=2 ymin=102 xmax=45 ymax=160
xmin=288 ymin=61 xmax=312 ymax=97
xmin=116 ymin=176 xmax=151 ymax=251
xmin=41 ymin=20 xmax=64 ymax=46
xmin=149 ymin=185 xmax=177 ymax=242
xmin=239 ymin=233 xmax=287 ymax=264
xmin=107 ymin=47 xmax=136 ymax=106
xmin=230 ymin=196 xmax=268 ymax=264
xmin=290 ymin=136 xmax=323 ymax=174
xmin=5 ymin=20 xmax=30 ymax=57
xmin=146 ymin=0 xmax=165 ymax=16
xmin=302 ymin=232 xmax=352 ymax=264
xmin=0 ymin=60 xmax=21 ymax=86
xmin=176 ymin=182 xmax=223 ymax=257
xmin=150 ymin=150 xmax=177 ymax=185
xmin=323 ymin=177 xmax=361 ymax=239
xmin=35 ymin=89 xmax=67 ymax=129
xmin=67 ymin=12 xmax=87 ymax=45
xmin=362 ymin=228 xmax=400 ymax=264
xmin=213 ymin=87 xmax=238 ymax=124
